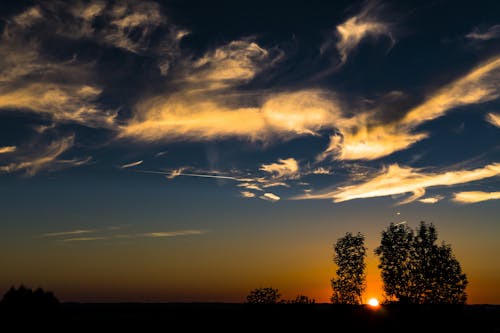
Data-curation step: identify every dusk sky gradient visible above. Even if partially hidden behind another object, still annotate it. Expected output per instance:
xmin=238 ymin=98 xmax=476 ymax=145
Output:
xmin=0 ymin=0 xmax=499 ymax=304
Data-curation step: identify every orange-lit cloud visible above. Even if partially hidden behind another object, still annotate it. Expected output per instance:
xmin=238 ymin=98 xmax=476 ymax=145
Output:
xmin=452 ymin=191 xmax=500 ymax=203
xmin=418 ymin=196 xmax=444 ymax=204
xmin=259 ymin=192 xmax=281 ymax=202
xmin=0 ymin=135 xmax=90 ymax=176
xmin=238 ymin=183 xmax=263 ymax=191
xmin=0 ymin=146 xmax=16 ymax=154
xmin=486 ymin=113 xmax=500 ymax=127
xmin=120 ymin=87 xmax=339 ymax=142
xmin=120 ymin=160 xmax=144 ymax=169
xmin=260 ymin=158 xmax=300 ymax=179
xmin=334 ymin=2 xmax=393 ymax=63
xmin=294 ymin=163 xmax=500 ymax=204
xmin=240 ymin=191 xmax=256 ymax=198
xmin=322 ymin=56 xmax=500 ymax=160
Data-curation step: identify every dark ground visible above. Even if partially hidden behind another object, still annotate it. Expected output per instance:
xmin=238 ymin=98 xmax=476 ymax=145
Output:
xmin=1 ymin=303 xmax=500 ymax=332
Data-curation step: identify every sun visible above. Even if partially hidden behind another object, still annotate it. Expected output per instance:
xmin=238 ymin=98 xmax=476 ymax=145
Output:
xmin=367 ymin=298 xmax=380 ymax=307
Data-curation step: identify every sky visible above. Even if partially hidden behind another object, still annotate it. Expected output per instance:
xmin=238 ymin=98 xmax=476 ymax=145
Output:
xmin=0 ymin=0 xmax=499 ymax=304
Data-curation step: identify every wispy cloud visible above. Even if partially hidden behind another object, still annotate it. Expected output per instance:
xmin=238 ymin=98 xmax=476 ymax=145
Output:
xmin=259 ymin=192 xmax=281 ymax=202
xmin=0 ymin=146 xmax=16 ymax=154
xmin=0 ymin=3 xmax=117 ymax=128
xmin=141 ymin=230 xmax=207 ymax=238
xmin=322 ymin=56 xmax=500 ymax=160
xmin=418 ymin=196 xmax=444 ymax=204
xmin=240 ymin=191 xmax=256 ymax=198
xmin=466 ymin=25 xmax=500 ymax=41
xmin=38 ymin=229 xmax=96 ymax=238
xmin=60 ymin=237 xmax=109 ymax=242
xmin=41 ymin=226 xmax=207 ymax=243
xmin=452 ymin=191 xmax=500 ymax=203
xmin=0 ymin=135 xmax=89 ymax=176
xmin=294 ymin=163 xmax=500 ymax=204
xmin=486 ymin=113 xmax=500 ymax=127
xmin=238 ymin=183 xmax=263 ymax=191
xmin=120 ymin=160 xmax=143 ymax=169
xmin=310 ymin=167 xmax=333 ymax=175
xmin=334 ymin=2 xmax=393 ymax=64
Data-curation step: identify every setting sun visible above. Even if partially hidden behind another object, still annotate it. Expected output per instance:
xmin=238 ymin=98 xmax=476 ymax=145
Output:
xmin=368 ymin=298 xmax=380 ymax=307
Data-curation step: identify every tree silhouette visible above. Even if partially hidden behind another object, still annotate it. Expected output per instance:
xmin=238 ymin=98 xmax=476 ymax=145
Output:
xmin=1 ymin=285 xmax=59 ymax=311
xmin=331 ymin=232 xmax=366 ymax=305
xmin=287 ymin=295 xmax=315 ymax=304
xmin=375 ymin=222 xmax=468 ymax=304
xmin=246 ymin=287 xmax=281 ymax=304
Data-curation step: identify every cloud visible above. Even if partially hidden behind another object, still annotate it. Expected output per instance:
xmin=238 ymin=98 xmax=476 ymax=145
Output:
xmin=38 ymin=229 xmax=96 ymax=238
xmin=0 ymin=135 xmax=89 ymax=176
xmin=120 ymin=29 xmax=340 ymax=143
xmin=61 ymin=237 xmax=109 ymax=242
xmin=418 ymin=196 xmax=444 ymax=204
xmin=452 ymin=191 xmax=500 ymax=203
xmin=184 ymin=40 xmax=270 ymax=90
xmin=322 ymin=56 xmax=500 ymax=160
xmin=238 ymin=183 xmax=263 ymax=191
xmin=294 ymin=163 xmax=500 ymax=204
xmin=141 ymin=230 xmax=207 ymax=237
xmin=486 ymin=113 xmax=500 ymax=127
xmin=259 ymin=192 xmax=281 ymax=202
xmin=0 ymin=146 xmax=16 ymax=154
xmin=0 ymin=5 xmax=117 ymax=129
xmin=334 ymin=1 xmax=393 ymax=64
xmin=120 ymin=160 xmax=143 ymax=169
xmin=240 ymin=191 xmax=256 ymax=198
xmin=262 ymin=181 xmax=290 ymax=188
xmin=260 ymin=158 xmax=300 ymax=179
xmin=466 ymin=25 xmax=500 ymax=41
xmin=310 ymin=167 xmax=333 ymax=175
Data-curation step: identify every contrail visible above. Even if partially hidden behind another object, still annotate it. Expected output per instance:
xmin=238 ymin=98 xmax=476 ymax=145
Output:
xmin=137 ymin=170 xmax=241 ymax=181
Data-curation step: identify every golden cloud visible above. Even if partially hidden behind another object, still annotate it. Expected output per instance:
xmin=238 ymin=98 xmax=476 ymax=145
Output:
xmin=294 ymin=163 xmax=500 ymax=204
xmin=0 ymin=135 xmax=89 ymax=176
xmin=260 ymin=158 xmax=299 ymax=179
xmin=259 ymin=192 xmax=281 ymax=202
xmin=322 ymin=55 xmax=500 ymax=160
xmin=486 ymin=113 xmax=500 ymax=127
xmin=0 ymin=146 xmax=16 ymax=154
xmin=452 ymin=191 xmax=500 ymax=203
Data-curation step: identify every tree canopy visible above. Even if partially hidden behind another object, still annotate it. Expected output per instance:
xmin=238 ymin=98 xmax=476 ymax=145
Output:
xmin=375 ymin=222 xmax=467 ymax=304
xmin=331 ymin=232 xmax=367 ymax=305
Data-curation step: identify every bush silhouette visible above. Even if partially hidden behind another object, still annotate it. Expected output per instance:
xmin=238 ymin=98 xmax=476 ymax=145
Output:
xmin=1 ymin=285 xmax=59 ymax=311
xmin=246 ymin=287 xmax=281 ymax=304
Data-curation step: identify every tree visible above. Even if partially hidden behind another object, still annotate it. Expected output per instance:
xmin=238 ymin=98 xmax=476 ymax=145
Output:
xmin=246 ymin=287 xmax=281 ymax=304
xmin=287 ymin=295 xmax=315 ymax=304
xmin=375 ymin=222 xmax=468 ymax=304
xmin=331 ymin=232 xmax=367 ymax=305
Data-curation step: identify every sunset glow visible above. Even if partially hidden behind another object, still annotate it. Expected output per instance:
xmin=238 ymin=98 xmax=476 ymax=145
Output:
xmin=0 ymin=0 xmax=499 ymax=305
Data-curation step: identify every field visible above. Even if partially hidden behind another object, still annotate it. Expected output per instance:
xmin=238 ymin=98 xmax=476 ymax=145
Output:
xmin=2 ymin=303 xmax=499 ymax=331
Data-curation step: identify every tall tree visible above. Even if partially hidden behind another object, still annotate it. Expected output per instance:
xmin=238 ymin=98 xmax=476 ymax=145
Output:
xmin=375 ymin=222 xmax=468 ymax=304
xmin=331 ymin=232 xmax=367 ymax=305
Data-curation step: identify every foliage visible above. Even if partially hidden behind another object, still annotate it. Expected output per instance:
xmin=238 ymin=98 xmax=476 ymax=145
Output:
xmin=331 ymin=232 xmax=367 ymax=305
xmin=246 ymin=287 xmax=281 ymax=304
xmin=286 ymin=295 xmax=316 ymax=304
xmin=1 ymin=285 xmax=59 ymax=308
xmin=375 ymin=222 xmax=468 ymax=304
